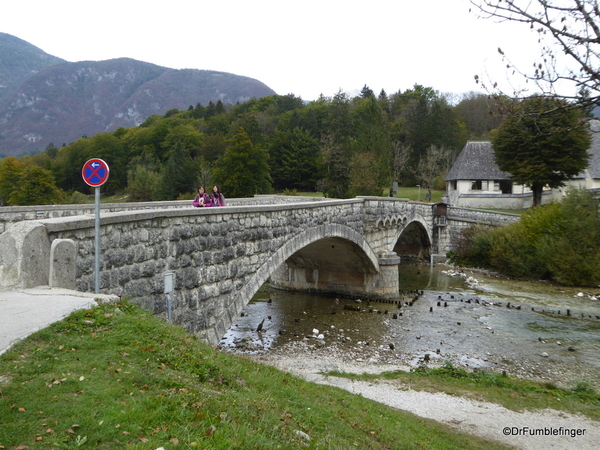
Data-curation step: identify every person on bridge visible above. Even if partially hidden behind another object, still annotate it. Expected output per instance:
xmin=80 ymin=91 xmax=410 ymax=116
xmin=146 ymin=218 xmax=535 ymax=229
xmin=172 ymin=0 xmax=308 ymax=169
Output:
xmin=210 ymin=185 xmax=226 ymax=206
xmin=192 ymin=186 xmax=212 ymax=207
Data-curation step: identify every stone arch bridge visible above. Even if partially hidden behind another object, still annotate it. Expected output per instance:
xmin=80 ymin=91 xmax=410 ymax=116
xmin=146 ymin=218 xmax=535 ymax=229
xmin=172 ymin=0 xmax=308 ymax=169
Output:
xmin=0 ymin=196 xmax=518 ymax=343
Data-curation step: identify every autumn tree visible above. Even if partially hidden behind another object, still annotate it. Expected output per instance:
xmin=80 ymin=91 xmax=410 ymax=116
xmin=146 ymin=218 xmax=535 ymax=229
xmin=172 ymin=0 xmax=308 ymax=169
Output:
xmin=8 ymin=164 xmax=63 ymax=205
xmin=0 ymin=156 xmax=23 ymax=205
xmin=491 ymin=95 xmax=591 ymax=206
xmin=349 ymin=152 xmax=380 ymax=196
xmin=454 ymin=92 xmax=503 ymax=139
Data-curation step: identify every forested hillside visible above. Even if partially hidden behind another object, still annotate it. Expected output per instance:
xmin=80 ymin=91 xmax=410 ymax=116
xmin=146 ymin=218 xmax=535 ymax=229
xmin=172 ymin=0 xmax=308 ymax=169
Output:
xmin=0 ymin=87 xmax=502 ymax=205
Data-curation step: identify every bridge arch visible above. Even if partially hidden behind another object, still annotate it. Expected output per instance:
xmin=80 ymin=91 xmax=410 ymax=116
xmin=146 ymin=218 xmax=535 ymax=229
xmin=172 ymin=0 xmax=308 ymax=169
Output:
xmin=215 ymin=224 xmax=380 ymax=342
xmin=392 ymin=216 xmax=432 ymax=260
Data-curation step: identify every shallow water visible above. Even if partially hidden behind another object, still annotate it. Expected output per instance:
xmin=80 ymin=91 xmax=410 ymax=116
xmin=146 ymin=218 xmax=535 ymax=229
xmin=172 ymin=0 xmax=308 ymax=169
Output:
xmin=220 ymin=263 xmax=600 ymax=382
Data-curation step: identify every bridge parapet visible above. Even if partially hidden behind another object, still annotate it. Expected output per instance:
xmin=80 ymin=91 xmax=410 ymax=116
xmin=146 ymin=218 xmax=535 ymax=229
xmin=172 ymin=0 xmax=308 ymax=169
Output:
xmin=0 ymin=195 xmax=328 ymax=234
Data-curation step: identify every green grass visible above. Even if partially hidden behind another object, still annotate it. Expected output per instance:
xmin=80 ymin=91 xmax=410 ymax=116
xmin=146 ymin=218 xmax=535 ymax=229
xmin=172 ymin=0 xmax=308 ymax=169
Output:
xmin=0 ymin=302 xmax=511 ymax=449
xmin=391 ymin=187 xmax=445 ymax=202
xmin=279 ymin=188 xmax=447 ymax=202
xmin=327 ymin=361 xmax=600 ymax=422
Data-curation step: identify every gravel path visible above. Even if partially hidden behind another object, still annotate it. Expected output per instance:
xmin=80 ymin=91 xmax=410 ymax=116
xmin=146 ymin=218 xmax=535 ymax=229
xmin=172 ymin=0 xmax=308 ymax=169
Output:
xmin=252 ymin=352 xmax=600 ymax=450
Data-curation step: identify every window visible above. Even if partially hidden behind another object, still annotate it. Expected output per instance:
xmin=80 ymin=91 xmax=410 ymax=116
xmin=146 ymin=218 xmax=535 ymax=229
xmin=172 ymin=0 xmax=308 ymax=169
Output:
xmin=471 ymin=180 xmax=482 ymax=190
xmin=499 ymin=180 xmax=512 ymax=194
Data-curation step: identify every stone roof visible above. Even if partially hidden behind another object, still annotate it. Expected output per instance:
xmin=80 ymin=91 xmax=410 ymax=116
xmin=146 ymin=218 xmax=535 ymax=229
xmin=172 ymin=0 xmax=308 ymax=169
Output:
xmin=445 ymin=141 xmax=512 ymax=181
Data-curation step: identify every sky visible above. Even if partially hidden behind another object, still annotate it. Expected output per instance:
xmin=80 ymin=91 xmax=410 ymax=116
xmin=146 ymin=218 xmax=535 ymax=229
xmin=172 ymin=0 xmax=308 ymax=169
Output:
xmin=1 ymin=0 xmax=551 ymax=102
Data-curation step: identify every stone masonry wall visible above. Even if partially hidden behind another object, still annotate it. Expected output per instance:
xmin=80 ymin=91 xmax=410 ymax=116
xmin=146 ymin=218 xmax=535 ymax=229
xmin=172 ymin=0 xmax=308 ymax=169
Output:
xmin=436 ymin=207 xmax=520 ymax=256
xmin=41 ymin=200 xmax=373 ymax=343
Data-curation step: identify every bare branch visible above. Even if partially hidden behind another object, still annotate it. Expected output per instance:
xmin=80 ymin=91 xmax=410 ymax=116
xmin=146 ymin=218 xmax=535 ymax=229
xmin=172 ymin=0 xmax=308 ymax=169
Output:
xmin=471 ymin=0 xmax=600 ymax=107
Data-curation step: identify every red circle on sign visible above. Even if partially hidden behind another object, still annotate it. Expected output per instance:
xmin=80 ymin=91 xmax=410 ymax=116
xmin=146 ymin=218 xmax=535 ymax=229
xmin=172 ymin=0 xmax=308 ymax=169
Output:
xmin=82 ymin=158 xmax=110 ymax=187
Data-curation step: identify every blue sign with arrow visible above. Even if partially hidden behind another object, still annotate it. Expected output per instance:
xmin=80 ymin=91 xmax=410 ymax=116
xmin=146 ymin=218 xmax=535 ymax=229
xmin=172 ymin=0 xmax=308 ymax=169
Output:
xmin=82 ymin=158 xmax=110 ymax=187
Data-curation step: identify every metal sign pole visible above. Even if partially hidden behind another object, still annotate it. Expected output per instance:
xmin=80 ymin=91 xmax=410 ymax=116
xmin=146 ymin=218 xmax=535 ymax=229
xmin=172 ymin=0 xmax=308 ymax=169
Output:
xmin=95 ymin=186 xmax=100 ymax=294
xmin=82 ymin=158 xmax=109 ymax=295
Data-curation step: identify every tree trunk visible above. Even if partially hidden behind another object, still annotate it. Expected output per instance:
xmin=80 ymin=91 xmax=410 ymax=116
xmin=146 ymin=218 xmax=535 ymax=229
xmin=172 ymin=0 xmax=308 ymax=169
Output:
xmin=531 ymin=184 xmax=543 ymax=207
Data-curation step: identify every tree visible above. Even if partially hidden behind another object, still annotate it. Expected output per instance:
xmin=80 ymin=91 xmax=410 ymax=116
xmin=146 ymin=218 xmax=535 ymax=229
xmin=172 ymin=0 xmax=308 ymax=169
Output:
xmin=269 ymin=127 xmax=320 ymax=191
xmin=319 ymin=91 xmax=354 ymax=198
xmin=454 ymin=92 xmax=503 ymax=139
xmin=388 ymin=85 xmax=464 ymax=184
xmin=391 ymin=141 xmax=412 ymax=188
xmin=8 ymin=164 xmax=63 ymax=205
xmin=213 ymin=129 xmax=272 ymax=198
xmin=127 ymin=152 xmax=160 ymax=201
xmin=491 ymin=95 xmax=591 ymax=206
xmin=351 ymin=96 xmax=392 ymax=195
xmin=417 ymin=145 xmax=455 ymax=190
xmin=153 ymin=142 xmax=197 ymax=200
xmin=348 ymin=152 xmax=381 ymax=196
xmin=318 ymin=132 xmax=351 ymax=198
xmin=87 ymin=133 xmax=129 ymax=194
xmin=0 ymin=156 xmax=23 ymax=205
xmin=162 ymin=124 xmax=203 ymax=159
xmin=470 ymin=0 xmax=600 ymax=107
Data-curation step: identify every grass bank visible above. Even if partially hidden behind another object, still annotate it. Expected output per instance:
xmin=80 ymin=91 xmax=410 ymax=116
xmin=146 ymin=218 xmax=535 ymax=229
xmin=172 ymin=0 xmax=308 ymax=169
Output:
xmin=0 ymin=301 xmax=510 ymax=450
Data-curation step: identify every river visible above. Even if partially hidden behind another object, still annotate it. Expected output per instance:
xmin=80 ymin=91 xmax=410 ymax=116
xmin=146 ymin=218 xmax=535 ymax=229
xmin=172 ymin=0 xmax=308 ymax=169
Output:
xmin=219 ymin=262 xmax=600 ymax=388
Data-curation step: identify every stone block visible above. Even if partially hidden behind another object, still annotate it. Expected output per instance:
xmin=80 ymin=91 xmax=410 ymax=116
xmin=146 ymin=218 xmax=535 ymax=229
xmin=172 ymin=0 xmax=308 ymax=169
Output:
xmin=49 ymin=239 xmax=77 ymax=289
xmin=0 ymin=221 xmax=50 ymax=288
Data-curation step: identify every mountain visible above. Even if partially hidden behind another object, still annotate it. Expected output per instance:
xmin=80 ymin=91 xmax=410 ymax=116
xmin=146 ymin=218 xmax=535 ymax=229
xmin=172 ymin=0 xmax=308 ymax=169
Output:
xmin=0 ymin=32 xmax=66 ymax=106
xmin=0 ymin=33 xmax=277 ymax=157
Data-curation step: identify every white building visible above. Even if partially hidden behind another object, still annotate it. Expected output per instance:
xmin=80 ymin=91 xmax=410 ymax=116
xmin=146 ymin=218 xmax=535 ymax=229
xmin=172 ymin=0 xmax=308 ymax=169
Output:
xmin=445 ymin=129 xmax=600 ymax=209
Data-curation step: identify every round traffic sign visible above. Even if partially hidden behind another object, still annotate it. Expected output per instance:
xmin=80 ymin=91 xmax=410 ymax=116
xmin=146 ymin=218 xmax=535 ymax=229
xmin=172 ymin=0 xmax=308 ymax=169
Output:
xmin=82 ymin=158 xmax=110 ymax=187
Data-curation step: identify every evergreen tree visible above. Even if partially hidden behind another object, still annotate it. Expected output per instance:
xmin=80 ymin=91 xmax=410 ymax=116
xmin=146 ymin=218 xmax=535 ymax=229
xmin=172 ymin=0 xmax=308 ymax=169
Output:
xmin=360 ymin=84 xmax=375 ymax=99
xmin=350 ymin=96 xmax=392 ymax=196
xmin=270 ymin=127 xmax=320 ymax=191
xmin=127 ymin=152 xmax=160 ymax=201
xmin=319 ymin=91 xmax=354 ymax=198
xmin=213 ymin=129 xmax=272 ymax=198
xmin=153 ymin=143 xmax=197 ymax=200
xmin=192 ymin=102 xmax=206 ymax=119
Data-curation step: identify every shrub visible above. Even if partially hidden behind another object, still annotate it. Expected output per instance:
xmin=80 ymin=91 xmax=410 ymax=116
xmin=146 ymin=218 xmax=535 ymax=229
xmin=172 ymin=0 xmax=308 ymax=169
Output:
xmin=451 ymin=225 xmax=494 ymax=268
xmin=63 ymin=190 xmax=90 ymax=204
xmin=453 ymin=189 xmax=600 ymax=286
